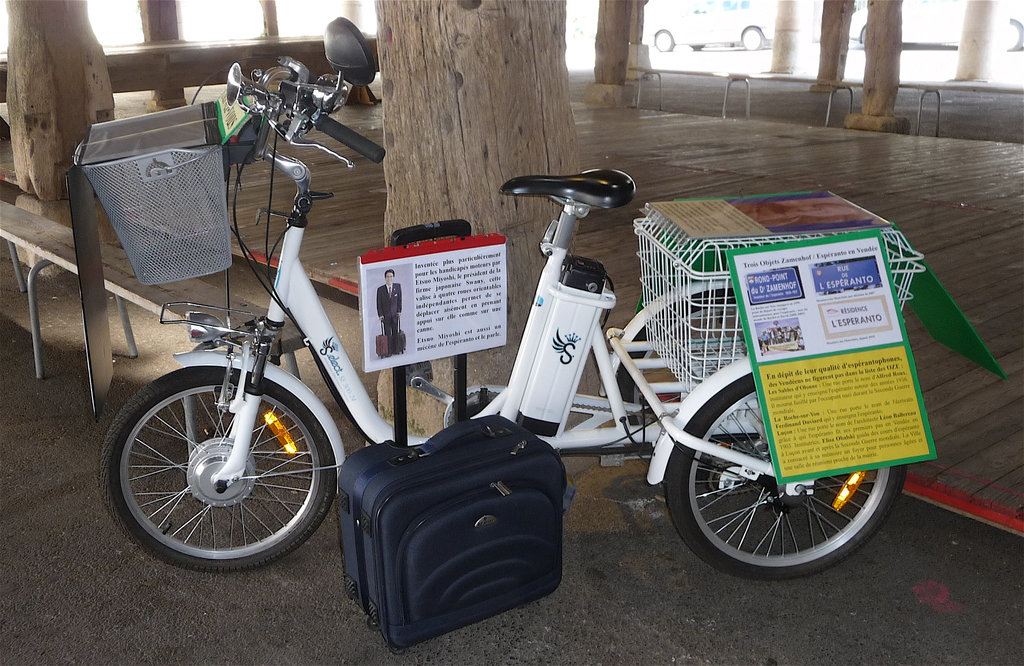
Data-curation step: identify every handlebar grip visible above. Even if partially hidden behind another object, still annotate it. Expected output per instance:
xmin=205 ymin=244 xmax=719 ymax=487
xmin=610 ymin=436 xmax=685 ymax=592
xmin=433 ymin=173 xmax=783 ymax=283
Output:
xmin=314 ymin=115 xmax=385 ymax=163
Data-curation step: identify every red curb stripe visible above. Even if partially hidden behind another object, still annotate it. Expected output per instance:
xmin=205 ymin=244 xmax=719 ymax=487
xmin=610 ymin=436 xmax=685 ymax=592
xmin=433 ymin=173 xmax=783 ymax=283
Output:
xmin=241 ymin=251 xmax=358 ymax=296
xmin=247 ymin=251 xmax=279 ymax=268
xmin=904 ymin=472 xmax=1024 ymax=534
xmin=328 ymin=276 xmax=359 ymax=295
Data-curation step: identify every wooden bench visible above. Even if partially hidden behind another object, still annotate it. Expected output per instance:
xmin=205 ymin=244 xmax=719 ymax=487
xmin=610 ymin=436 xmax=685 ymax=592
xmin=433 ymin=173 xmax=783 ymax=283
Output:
xmin=629 ymin=66 xmax=860 ymax=127
xmin=1 ymin=200 xmax=256 ymax=379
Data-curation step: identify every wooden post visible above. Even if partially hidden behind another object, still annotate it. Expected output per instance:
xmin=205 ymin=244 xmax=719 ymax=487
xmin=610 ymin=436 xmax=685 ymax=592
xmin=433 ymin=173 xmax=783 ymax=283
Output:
xmin=6 ymin=0 xmax=114 ymax=201
xmin=585 ymin=0 xmax=632 ymax=106
xmin=141 ymin=0 xmax=187 ymax=111
xmin=627 ymin=0 xmax=650 ymax=79
xmin=259 ymin=0 xmax=279 ymax=37
xmin=374 ymin=0 xmax=579 ymax=433
xmin=812 ymin=0 xmax=855 ymax=90
xmin=845 ymin=0 xmax=910 ymax=133
xmin=956 ymin=0 xmax=1004 ymax=80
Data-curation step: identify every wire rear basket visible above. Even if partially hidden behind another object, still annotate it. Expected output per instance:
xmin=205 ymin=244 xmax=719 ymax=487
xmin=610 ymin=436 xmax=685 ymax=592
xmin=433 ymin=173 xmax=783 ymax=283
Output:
xmin=635 ymin=205 xmax=926 ymax=390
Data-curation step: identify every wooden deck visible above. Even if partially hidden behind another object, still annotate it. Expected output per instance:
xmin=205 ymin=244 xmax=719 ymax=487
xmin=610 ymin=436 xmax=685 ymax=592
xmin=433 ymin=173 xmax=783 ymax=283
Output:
xmin=222 ymin=102 xmax=1023 ymax=530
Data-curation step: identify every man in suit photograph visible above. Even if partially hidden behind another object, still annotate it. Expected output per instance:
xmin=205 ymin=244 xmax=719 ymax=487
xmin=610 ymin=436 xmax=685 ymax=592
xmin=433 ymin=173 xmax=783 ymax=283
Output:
xmin=376 ymin=269 xmax=402 ymax=356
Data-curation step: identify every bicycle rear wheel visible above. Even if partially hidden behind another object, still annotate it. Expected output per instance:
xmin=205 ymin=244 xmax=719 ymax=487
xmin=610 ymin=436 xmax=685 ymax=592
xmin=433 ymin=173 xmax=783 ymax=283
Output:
xmin=665 ymin=374 xmax=905 ymax=579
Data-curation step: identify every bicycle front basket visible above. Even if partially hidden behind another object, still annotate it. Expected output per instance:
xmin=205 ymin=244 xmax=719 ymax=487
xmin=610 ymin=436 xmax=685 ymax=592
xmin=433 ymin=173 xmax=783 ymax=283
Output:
xmin=77 ymin=104 xmax=231 ymax=286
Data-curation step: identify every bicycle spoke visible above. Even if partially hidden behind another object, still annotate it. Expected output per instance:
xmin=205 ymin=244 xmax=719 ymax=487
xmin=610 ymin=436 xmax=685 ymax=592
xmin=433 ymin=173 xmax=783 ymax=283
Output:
xmin=752 ymin=511 xmax=783 ymax=555
xmin=178 ymin=504 xmax=213 ymax=544
xmin=138 ymin=486 xmax=190 ymax=515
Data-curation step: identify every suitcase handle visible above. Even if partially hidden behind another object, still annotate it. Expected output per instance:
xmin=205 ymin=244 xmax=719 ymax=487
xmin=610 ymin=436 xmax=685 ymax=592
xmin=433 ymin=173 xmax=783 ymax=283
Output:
xmin=420 ymin=416 xmax=518 ymax=455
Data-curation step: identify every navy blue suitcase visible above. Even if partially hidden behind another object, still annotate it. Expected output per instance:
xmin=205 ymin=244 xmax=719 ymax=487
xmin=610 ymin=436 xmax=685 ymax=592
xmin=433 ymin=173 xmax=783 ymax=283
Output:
xmin=337 ymin=415 xmax=565 ymax=649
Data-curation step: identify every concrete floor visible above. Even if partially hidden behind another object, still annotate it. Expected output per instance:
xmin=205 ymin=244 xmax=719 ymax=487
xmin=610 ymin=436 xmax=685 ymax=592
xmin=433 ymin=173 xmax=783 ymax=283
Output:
xmin=2 ymin=232 xmax=1022 ymax=665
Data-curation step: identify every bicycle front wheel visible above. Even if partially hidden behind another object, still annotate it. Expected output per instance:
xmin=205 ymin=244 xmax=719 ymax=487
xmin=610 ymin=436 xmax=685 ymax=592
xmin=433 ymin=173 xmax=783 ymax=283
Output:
xmin=665 ymin=374 xmax=905 ymax=579
xmin=100 ymin=366 xmax=337 ymax=571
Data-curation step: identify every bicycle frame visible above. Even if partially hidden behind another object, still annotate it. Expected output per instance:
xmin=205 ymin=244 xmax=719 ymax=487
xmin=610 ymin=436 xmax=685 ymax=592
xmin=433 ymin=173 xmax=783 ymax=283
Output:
xmin=189 ymin=146 xmax=776 ymax=491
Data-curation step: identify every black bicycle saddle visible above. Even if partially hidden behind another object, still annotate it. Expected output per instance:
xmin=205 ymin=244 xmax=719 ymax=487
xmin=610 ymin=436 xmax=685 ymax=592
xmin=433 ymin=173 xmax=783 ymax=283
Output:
xmin=500 ymin=169 xmax=636 ymax=209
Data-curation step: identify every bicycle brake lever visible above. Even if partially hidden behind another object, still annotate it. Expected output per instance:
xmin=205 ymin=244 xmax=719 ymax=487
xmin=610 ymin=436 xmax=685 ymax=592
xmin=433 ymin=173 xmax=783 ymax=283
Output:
xmin=290 ymin=136 xmax=355 ymax=168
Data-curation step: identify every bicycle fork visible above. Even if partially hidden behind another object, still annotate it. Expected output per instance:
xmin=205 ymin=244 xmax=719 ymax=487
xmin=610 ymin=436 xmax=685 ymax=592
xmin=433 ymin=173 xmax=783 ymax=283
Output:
xmin=211 ymin=319 xmax=283 ymax=492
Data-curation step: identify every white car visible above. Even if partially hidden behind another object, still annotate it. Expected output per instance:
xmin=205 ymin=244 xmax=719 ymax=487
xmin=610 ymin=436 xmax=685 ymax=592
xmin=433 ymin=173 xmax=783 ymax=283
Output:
xmin=849 ymin=0 xmax=1024 ymax=51
xmin=644 ymin=0 xmax=777 ymax=52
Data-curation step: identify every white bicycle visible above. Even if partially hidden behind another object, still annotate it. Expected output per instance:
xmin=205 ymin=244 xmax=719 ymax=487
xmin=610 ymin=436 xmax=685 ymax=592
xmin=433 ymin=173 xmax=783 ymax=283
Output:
xmin=99 ymin=19 xmax=919 ymax=580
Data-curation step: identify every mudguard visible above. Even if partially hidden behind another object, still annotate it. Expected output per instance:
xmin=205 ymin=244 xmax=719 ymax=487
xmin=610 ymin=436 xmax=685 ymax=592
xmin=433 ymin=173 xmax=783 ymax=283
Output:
xmin=173 ymin=350 xmax=346 ymax=466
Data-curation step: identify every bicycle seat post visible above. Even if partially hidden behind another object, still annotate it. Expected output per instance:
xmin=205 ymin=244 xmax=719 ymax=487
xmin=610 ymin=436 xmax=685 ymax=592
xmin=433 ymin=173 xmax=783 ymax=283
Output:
xmin=545 ymin=198 xmax=589 ymax=254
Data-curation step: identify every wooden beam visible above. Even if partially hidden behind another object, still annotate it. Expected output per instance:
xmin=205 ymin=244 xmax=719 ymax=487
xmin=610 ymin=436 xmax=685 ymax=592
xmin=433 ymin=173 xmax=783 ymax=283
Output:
xmin=0 ymin=36 xmax=378 ymax=103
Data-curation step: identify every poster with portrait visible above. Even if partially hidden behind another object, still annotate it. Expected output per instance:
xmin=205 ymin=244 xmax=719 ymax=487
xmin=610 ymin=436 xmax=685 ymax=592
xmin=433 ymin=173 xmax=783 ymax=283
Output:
xmin=359 ymin=235 xmax=507 ymax=372
xmin=727 ymin=230 xmax=935 ymax=483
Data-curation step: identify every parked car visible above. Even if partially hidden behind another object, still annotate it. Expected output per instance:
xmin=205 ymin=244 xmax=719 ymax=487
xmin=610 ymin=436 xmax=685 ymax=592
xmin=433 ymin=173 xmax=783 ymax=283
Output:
xmin=644 ymin=0 xmax=777 ymax=52
xmin=850 ymin=0 xmax=1024 ymax=51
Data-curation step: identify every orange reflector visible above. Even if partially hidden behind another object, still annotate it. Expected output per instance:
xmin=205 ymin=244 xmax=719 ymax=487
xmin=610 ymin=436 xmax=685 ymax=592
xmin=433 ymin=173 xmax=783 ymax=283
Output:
xmin=832 ymin=471 xmax=866 ymax=510
xmin=263 ymin=410 xmax=297 ymax=454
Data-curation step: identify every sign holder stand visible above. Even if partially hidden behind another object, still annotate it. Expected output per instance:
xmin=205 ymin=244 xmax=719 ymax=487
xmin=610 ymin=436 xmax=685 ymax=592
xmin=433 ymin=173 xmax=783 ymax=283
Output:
xmin=387 ymin=220 xmax=473 ymax=447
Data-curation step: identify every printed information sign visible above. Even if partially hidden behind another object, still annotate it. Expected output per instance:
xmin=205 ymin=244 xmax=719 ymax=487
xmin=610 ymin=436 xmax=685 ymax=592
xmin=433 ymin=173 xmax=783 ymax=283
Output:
xmin=359 ymin=235 xmax=507 ymax=372
xmin=727 ymin=231 xmax=935 ymax=483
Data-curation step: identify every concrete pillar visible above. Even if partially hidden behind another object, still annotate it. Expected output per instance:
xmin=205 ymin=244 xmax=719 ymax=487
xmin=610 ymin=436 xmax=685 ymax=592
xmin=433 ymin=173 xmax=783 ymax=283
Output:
xmin=956 ymin=0 xmax=1005 ymax=80
xmin=771 ymin=0 xmax=808 ymax=73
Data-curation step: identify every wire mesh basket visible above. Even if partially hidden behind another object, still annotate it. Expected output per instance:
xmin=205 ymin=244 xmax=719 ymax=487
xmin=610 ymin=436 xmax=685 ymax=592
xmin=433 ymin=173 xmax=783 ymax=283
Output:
xmin=635 ymin=204 xmax=926 ymax=389
xmin=82 ymin=146 xmax=230 ymax=285
xmin=76 ymin=103 xmax=230 ymax=286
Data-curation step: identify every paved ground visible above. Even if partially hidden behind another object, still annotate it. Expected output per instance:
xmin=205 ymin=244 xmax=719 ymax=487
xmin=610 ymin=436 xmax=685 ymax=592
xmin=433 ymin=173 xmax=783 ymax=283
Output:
xmin=2 ymin=249 xmax=1022 ymax=664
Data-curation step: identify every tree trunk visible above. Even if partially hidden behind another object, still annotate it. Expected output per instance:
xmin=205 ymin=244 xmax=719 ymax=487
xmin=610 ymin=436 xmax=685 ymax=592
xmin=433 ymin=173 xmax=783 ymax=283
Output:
xmin=374 ymin=0 xmax=578 ymax=433
xmin=7 ymin=0 xmax=115 ymax=201
xmin=814 ymin=0 xmax=855 ymax=86
xmin=585 ymin=0 xmax=633 ymax=106
xmin=845 ymin=0 xmax=910 ymax=133
xmin=141 ymin=0 xmax=186 ymax=111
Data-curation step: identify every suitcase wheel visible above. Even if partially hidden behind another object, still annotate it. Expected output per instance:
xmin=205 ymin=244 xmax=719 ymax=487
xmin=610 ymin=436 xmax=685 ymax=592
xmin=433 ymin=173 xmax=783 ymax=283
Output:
xmin=366 ymin=603 xmax=380 ymax=629
xmin=344 ymin=575 xmax=358 ymax=601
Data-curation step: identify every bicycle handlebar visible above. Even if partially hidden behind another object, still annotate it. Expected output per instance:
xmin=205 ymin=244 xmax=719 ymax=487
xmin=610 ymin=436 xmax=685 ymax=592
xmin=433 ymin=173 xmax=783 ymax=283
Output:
xmin=314 ymin=114 xmax=385 ymax=163
xmin=231 ymin=58 xmax=385 ymax=165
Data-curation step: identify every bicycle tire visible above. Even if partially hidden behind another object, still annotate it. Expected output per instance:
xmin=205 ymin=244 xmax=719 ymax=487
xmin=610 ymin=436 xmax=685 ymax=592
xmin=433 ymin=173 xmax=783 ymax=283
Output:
xmin=100 ymin=366 xmax=336 ymax=571
xmin=665 ymin=373 xmax=906 ymax=579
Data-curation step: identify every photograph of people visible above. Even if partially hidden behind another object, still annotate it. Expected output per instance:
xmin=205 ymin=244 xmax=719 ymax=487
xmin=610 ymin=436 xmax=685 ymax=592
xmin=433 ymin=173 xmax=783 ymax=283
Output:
xmin=754 ymin=318 xmax=804 ymax=355
xmin=376 ymin=268 xmax=403 ymax=357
